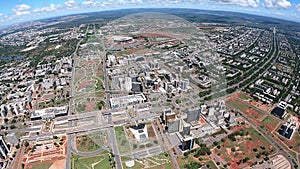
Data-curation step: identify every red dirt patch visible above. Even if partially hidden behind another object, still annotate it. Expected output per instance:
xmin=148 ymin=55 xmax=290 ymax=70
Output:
xmin=252 ymin=119 xmax=262 ymax=127
xmin=266 ymin=124 xmax=276 ymax=131
xmin=244 ymin=139 xmax=262 ymax=151
xmin=49 ymin=159 xmax=66 ymax=169
xmin=244 ymin=108 xmax=259 ymax=118
xmin=85 ymin=101 xmax=96 ymax=112
xmin=78 ymin=80 xmax=94 ymax=91
xmin=82 ymin=60 xmax=96 ymax=67
xmin=233 ymin=125 xmax=243 ymax=132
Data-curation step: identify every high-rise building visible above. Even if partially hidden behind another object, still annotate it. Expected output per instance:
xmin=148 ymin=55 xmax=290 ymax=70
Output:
xmin=118 ymin=77 xmax=132 ymax=91
xmin=124 ymin=77 xmax=132 ymax=91
xmin=181 ymin=79 xmax=189 ymax=90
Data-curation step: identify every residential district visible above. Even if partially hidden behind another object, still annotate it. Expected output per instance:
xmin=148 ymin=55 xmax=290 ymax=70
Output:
xmin=0 ymin=12 xmax=299 ymax=169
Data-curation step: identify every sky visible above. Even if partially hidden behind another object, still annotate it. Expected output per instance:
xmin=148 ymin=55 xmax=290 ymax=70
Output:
xmin=0 ymin=0 xmax=300 ymax=26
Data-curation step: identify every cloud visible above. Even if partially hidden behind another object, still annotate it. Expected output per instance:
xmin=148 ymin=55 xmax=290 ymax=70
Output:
xmin=296 ymin=4 xmax=300 ymax=12
xmin=82 ymin=0 xmax=104 ymax=7
xmin=263 ymin=0 xmax=291 ymax=9
xmin=0 ymin=15 xmax=13 ymax=23
xmin=65 ymin=0 xmax=79 ymax=8
xmin=12 ymin=4 xmax=31 ymax=16
xmin=33 ymin=4 xmax=63 ymax=13
xmin=212 ymin=0 xmax=260 ymax=7
xmin=0 ymin=13 xmax=3 ymax=17
xmin=82 ymin=0 xmax=144 ymax=7
xmin=82 ymin=0 xmax=95 ymax=6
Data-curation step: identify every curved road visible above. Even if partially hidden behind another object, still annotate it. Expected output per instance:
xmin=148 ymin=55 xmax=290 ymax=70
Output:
xmin=69 ymin=133 xmax=109 ymax=156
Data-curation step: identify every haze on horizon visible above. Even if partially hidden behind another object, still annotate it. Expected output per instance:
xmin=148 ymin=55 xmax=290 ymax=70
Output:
xmin=1 ymin=0 xmax=300 ymax=27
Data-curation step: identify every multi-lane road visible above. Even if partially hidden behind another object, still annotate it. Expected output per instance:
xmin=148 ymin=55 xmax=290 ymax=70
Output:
xmin=66 ymin=24 xmax=89 ymax=169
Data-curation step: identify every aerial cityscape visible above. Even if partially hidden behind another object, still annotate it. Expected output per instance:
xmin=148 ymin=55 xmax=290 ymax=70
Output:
xmin=0 ymin=1 xmax=300 ymax=169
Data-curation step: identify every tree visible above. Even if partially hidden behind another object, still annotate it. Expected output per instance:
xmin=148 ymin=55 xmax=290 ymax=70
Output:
xmin=10 ymin=125 xmax=16 ymax=129
xmin=228 ymin=134 xmax=236 ymax=142
xmin=4 ymin=118 xmax=8 ymax=123
xmin=24 ymin=141 xmax=29 ymax=147
xmin=213 ymin=141 xmax=219 ymax=146
xmin=264 ymin=156 xmax=269 ymax=161
xmin=242 ymin=157 xmax=250 ymax=163
xmin=53 ymin=81 xmax=57 ymax=90
xmin=184 ymin=151 xmax=190 ymax=157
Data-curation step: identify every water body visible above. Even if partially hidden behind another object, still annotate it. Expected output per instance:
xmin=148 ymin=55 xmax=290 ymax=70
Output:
xmin=0 ymin=55 xmax=25 ymax=61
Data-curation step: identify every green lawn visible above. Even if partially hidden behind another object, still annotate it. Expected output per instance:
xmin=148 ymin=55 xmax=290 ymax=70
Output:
xmin=115 ymin=126 xmax=131 ymax=153
xmin=177 ymin=154 xmax=196 ymax=169
xmin=261 ymin=115 xmax=279 ymax=131
xmin=29 ymin=162 xmax=53 ymax=169
xmin=99 ymin=75 xmax=105 ymax=81
xmin=75 ymin=103 xmax=86 ymax=113
xmin=122 ymin=153 xmax=172 ymax=169
xmin=226 ymin=99 xmax=249 ymax=112
xmin=95 ymin=78 xmax=104 ymax=91
xmin=76 ymin=131 xmax=107 ymax=152
xmin=240 ymin=93 xmax=250 ymax=100
xmin=247 ymin=127 xmax=269 ymax=145
xmin=93 ymin=158 xmax=111 ymax=169
xmin=71 ymin=151 xmax=112 ymax=169
xmin=226 ymin=98 xmax=265 ymax=119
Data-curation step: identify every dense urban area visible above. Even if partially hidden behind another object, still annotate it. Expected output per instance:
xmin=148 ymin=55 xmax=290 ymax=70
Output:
xmin=0 ymin=8 xmax=299 ymax=169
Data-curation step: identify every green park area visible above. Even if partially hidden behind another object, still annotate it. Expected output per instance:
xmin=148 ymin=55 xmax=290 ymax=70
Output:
xmin=178 ymin=143 xmax=217 ymax=169
xmin=261 ymin=115 xmax=280 ymax=131
xmin=95 ymin=78 xmax=104 ymax=91
xmin=115 ymin=126 xmax=131 ymax=154
xmin=122 ymin=153 xmax=172 ymax=169
xmin=240 ymin=93 xmax=250 ymax=100
xmin=71 ymin=151 xmax=113 ymax=169
xmin=226 ymin=98 xmax=265 ymax=119
xmin=76 ymin=131 xmax=108 ymax=152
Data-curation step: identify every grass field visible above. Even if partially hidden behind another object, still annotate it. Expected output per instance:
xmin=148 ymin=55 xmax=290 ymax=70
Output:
xmin=226 ymin=98 xmax=265 ymax=119
xmin=28 ymin=162 xmax=53 ymax=169
xmin=122 ymin=153 xmax=172 ymax=169
xmin=71 ymin=151 xmax=112 ymax=169
xmin=226 ymin=99 xmax=249 ymax=112
xmin=240 ymin=93 xmax=250 ymax=100
xmin=177 ymin=154 xmax=198 ymax=168
xmin=99 ymin=75 xmax=105 ymax=81
xmin=95 ymin=78 xmax=104 ymax=91
xmin=115 ymin=126 xmax=131 ymax=153
xmin=76 ymin=131 xmax=108 ymax=152
xmin=261 ymin=115 xmax=280 ymax=131
xmin=75 ymin=103 xmax=86 ymax=113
